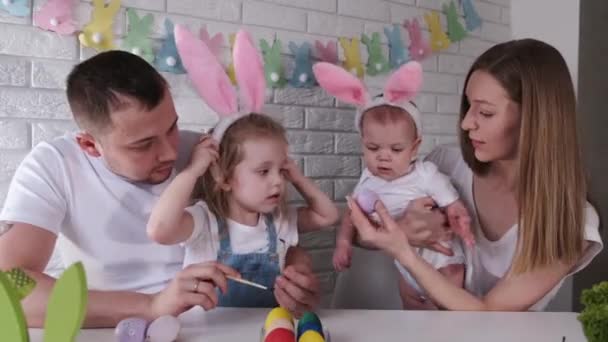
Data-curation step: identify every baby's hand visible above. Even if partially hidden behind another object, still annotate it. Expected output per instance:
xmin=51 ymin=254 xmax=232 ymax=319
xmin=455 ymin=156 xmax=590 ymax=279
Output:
xmin=186 ymin=134 xmax=219 ymax=176
xmin=333 ymin=240 xmax=353 ymax=272
xmin=445 ymin=200 xmax=474 ymax=248
xmin=282 ymin=158 xmax=304 ymax=183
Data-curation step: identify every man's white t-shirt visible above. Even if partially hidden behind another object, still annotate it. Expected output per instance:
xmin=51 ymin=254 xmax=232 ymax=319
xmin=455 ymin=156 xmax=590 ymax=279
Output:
xmin=0 ymin=130 xmax=201 ymax=293
xmin=182 ymin=202 xmax=299 ymax=270
xmin=426 ymin=145 xmax=603 ymax=310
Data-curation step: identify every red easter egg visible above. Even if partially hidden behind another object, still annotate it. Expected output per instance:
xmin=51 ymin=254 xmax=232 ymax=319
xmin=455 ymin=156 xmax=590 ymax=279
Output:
xmin=265 ymin=327 xmax=295 ymax=342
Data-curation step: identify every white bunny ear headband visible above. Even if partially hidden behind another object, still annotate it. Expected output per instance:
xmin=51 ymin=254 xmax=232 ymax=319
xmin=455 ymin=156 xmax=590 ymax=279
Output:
xmin=174 ymin=25 xmax=266 ymax=141
xmin=312 ymin=61 xmax=423 ymax=136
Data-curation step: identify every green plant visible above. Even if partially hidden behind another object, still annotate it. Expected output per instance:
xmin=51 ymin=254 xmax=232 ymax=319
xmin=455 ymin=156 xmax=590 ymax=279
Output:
xmin=578 ymin=281 xmax=608 ymax=342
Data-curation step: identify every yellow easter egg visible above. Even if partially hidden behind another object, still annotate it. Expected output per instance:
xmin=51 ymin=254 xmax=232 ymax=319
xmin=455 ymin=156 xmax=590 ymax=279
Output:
xmin=298 ymin=330 xmax=324 ymax=342
xmin=264 ymin=307 xmax=293 ymax=331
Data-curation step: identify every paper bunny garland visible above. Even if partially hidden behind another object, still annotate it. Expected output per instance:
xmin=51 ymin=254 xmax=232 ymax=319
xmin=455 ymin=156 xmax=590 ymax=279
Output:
xmin=175 ymin=25 xmax=266 ymax=142
xmin=0 ymin=0 xmax=30 ymax=17
xmin=78 ymin=0 xmax=121 ymax=51
xmin=33 ymin=0 xmax=76 ymax=35
xmin=289 ymin=42 xmax=316 ymax=88
xmin=122 ymin=8 xmax=154 ymax=63
xmin=155 ymin=19 xmax=186 ymax=74
xmin=312 ymin=60 xmax=423 ymax=136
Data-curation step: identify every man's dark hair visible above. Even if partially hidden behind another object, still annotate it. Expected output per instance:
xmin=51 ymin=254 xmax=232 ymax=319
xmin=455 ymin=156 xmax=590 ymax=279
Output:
xmin=66 ymin=50 xmax=168 ymax=132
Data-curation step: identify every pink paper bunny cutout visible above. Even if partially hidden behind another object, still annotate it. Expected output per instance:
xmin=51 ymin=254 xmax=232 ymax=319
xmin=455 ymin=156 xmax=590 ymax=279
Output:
xmin=199 ymin=25 xmax=224 ymax=59
xmin=314 ymin=40 xmax=339 ymax=65
xmin=403 ymin=18 xmax=432 ymax=61
xmin=33 ymin=0 xmax=76 ymax=35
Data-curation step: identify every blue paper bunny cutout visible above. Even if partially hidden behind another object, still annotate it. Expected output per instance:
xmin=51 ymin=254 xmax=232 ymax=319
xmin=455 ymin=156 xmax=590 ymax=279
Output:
xmin=462 ymin=0 xmax=482 ymax=31
xmin=384 ymin=24 xmax=410 ymax=69
xmin=0 ymin=0 xmax=30 ymax=17
xmin=289 ymin=42 xmax=316 ymax=88
xmin=155 ymin=19 xmax=186 ymax=74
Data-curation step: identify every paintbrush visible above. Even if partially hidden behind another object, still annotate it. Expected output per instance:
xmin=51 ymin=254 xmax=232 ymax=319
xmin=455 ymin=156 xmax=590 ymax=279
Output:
xmin=227 ymin=275 xmax=273 ymax=291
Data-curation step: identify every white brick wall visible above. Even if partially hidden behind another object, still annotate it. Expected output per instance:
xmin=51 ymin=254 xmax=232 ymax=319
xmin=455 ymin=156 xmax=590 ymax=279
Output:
xmin=0 ymin=0 xmax=511 ymax=306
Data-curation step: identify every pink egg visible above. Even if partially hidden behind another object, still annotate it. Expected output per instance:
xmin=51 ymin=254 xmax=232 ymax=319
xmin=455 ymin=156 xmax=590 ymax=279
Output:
xmin=355 ymin=189 xmax=380 ymax=214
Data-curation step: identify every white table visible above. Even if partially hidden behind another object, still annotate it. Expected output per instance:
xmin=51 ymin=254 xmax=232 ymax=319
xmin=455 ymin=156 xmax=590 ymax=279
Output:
xmin=29 ymin=307 xmax=588 ymax=342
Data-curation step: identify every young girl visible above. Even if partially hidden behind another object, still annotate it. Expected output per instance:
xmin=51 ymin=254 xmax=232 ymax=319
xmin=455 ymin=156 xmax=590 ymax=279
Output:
xmin=147 ymin=28 xmax=338 ymax=308
xmin=313 ymin=61 xmax=474 ymax=301
xmin=347 ymin=39 xmax=603 ymax=311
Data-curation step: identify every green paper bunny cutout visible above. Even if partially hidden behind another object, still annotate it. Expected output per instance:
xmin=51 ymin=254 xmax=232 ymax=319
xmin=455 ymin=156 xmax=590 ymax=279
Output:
xmin=361 ymin=32 xmax=390 ymax=76
xmin=0 ymin=262 xmax=88 ymax=342
xmin=260 ymin=38 xmax=287 ymax=88
xmin=444 ymin=1 xmax=467 ymax=42
xmin=122 ymin=8 xmax=155 ymax=63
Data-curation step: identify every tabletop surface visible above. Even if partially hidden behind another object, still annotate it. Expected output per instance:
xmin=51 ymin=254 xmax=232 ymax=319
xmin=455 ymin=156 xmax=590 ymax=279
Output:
xmin=29 ymin=307 xmax=588 ymax=342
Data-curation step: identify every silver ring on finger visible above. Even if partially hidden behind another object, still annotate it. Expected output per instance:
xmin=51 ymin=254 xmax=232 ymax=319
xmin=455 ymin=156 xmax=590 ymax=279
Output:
xmin=193 ymin=280 xmax=200 ymax=293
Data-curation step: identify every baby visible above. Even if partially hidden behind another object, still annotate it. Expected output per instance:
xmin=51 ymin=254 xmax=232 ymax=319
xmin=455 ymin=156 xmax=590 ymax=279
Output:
xmin=313 ymin=61 xmax=474 ymax=304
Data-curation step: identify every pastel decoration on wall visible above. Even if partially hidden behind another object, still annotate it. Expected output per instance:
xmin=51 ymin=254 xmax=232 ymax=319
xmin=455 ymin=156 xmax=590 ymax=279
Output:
xmin=33 ymin=0 xmax=77 ymax=35
xmin=0 ymin=0 xmax=30 ymax=17
xmin=0 ymin=271 xmax=29 ymax=342
xmin=260 ymin=38 xmax=287 ymax=88
xmin=314 ymin=40 xmax=339 ymax=65
xmin=424 ymin=11 xmax=451 ymax=52
xmin=226 ymin=33 xmax=238 ymax=85
xmin=155 ymin=19 xmax=185 ymax=74
xmin=122 ymin=8 xmax=155 ymax=63
xmin=289 ymin=42 xmax=316 ymax=88
xmin=43 ymin=262 xmax=88 ymax=342
xmin=199 ymin=25 xmax=224 ymax=59
xmin=403 ymin=18 xmax=431 ymax=61
xmin=78 ymin=0 xmax=121 ymax=51
xmin=462 ymin=0 xmax=482 ymax=31
xmin=361 ymin=32 xmax=390 ymax=76
xmin=444 ymin=1 xmax=467 ymax=42
xmin=384 ymin=24 xmax=409 ymax=69
xmin=339 ymin=37 xmax=364 ymax=79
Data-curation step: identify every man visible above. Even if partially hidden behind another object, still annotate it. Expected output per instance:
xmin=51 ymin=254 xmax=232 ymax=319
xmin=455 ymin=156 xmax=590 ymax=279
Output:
xmin=0 ymin=51 xmax=319 ymax=327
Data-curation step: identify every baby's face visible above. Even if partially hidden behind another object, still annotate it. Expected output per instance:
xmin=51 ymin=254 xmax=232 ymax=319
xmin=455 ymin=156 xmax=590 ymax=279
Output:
xmin=361 ymin=117 xmax=420 ymax=181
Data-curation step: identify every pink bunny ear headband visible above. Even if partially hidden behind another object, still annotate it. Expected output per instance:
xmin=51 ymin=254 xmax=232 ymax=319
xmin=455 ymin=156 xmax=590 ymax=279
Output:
xmin=174 ymin=25 xmax=266 ymax=142
xmin=312 ymin=61 xmax=423 ymax=136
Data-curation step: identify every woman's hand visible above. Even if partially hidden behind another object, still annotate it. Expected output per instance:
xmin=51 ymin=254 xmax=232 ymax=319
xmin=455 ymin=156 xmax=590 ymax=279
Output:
xmin=396 ymin=197 xmax=453 ymax=256
xmin=347 ymin=197 xmax=417 ymax=264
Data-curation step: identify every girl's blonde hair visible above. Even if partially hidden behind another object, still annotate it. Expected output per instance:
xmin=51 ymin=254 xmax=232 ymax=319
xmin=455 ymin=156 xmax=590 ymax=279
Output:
xmin=459 ymin=39 xmax=586 ymax=274
xmin=194 ymin=113 xmax=288 ymax=218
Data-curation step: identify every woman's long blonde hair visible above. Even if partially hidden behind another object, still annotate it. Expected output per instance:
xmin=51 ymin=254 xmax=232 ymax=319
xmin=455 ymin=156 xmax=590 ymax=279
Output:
xmin=459 ymin=39 xmax=586 ymax=274
xmin=193 ymin=113 xmax=288 ymax=219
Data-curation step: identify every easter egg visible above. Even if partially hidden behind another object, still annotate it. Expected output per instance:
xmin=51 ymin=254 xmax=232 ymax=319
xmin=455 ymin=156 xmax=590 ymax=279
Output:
xmin=115 ymin=317 xmax=147 ymax=342
xmin=146 ymin=315 xmax=180 ymax=342
xmin=264 ymin=307 xmax=293 ymax=331
xmin=265 ymin=327 xmax=295 ymax=342
xmin=298 ymin=312 xmax=321 ymax=327
xmin=265 ymin=318 xmax=294 ymax=337
xmin=297 ymin=321 xmax=323 ymax=339
xmin=298 ymin=330 xmax=325 ymax=342
xmin=355 ymin=189 xmax=380 ymax=214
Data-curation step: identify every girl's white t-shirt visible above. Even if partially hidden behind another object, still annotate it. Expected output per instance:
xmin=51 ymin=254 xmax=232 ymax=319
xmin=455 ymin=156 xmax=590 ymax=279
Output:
xmin=182 ymin=201 xmax=299 ymax=270
xmin=426 ymin=145 xmax=603 ymax=311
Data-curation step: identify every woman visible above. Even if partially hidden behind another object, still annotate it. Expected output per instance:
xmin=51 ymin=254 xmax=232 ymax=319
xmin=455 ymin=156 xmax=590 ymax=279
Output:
xmin=348 ymin=38 xmax=603 ymax=311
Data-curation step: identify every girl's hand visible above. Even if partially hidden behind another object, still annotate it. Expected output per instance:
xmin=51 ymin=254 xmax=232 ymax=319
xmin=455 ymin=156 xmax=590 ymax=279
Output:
xmin=185 ymin=135 xmax=219 ymax=177
xmin=281 ymin=158 xmax=304 ymax=183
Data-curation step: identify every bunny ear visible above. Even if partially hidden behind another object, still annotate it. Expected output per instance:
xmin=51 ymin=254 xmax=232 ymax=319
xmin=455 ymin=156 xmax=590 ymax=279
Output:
xmin=233 ymin=30 xmax=266 ymax=113
xmin=175 ymin=24 xmax=238 ymax=115
xmin=312 ymin=62 xmax=368 ymax=106
xmin=384 ymin=61 xmax=422 ymax=103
